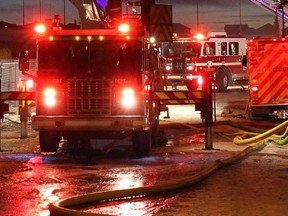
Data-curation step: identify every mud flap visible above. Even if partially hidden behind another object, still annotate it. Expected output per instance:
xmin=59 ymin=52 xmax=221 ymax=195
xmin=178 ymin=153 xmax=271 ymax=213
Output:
xmin=39 ymin=131 xmax=61 ymax=152
xmin=132 ymin=130 xmax=152 ymax=156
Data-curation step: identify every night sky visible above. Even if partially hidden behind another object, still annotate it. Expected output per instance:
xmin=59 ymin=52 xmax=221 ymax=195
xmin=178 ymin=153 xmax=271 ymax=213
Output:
xmin=0 ymin=0 xmax=277 ymax=32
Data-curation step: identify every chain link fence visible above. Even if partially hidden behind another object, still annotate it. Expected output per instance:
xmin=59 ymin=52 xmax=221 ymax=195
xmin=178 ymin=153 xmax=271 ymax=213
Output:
xmin=0 ymin=59 xmax=36 ymax=91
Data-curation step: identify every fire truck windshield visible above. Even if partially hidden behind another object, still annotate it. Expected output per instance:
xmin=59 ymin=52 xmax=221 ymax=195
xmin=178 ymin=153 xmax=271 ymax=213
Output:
xmin=167 ymin=42 xmax=202 ymax=57
xmin=38 ymin=38 xmax=142 ymax=78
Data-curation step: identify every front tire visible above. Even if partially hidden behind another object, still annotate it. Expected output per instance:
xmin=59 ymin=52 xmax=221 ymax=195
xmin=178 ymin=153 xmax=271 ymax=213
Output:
xmin=132 ymin=130 xmax=152 ymax=156
xmin=39 ymin=131 xmax=61 ymax=152
xmin=215 ymin=70 xmax=229 ymax=92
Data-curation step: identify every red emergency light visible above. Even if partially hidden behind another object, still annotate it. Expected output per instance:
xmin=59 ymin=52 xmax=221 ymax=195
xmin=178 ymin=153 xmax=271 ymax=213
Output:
xmin=34 ymin=24 xmax=46 ymax=34
xmin=118 ymin=24 xmax=130 ymax=33
xmin=251 ymin=86 xmax=258 ymax=92
xmin=197 ymin=75 xmax=204 ymax=90
xmin=194 ymin=33 xmax=205 ymax=40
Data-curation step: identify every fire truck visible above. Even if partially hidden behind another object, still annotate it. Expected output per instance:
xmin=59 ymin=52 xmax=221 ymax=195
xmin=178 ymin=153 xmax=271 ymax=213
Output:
xmin=18 ymin=0 xmax=173 ymax=155
xmin=162 ymin=32 xmax=248 ymax=92
xmin=247 ymin=37 xmax=288 ymax=119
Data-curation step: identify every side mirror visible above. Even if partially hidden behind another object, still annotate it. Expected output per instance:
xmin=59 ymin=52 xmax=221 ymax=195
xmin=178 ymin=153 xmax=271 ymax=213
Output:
xmin=19 ymin=51 xmax=30 ymax=71
xmin=242 ymin=55 xmax=247 ymax=67
xmin=150 ymin=46 xmax=159 ymax=70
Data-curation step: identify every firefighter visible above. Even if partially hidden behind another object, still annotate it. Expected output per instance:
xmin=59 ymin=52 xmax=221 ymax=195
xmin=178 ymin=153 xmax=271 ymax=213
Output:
xmin=204 ymin=43 xmax=214 ymax=55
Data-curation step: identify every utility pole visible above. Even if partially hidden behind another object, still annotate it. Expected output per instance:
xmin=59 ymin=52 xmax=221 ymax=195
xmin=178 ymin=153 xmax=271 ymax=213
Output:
xmin=275 ymin=7 xmax=280 ymax=37
xmin=281 ymin=6 xmax=285 ymax=37
xmin=239 ymin=0 xmax=242 ymax=35
xmin=64 ymin=0 xmax=66 ymax=25
xmin=196 ymin=0 xmax=199 ymax=32
xmin=273 ymin=0 xmax=287 ymax=37
xmin=39 ymin=0 xmax=42 ymax=21
xmin=22 ymin=0 xmax=25 ymax=26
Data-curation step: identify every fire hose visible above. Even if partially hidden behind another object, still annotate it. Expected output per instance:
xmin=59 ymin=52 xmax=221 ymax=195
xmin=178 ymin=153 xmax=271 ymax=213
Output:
xmin=232 ymin=120 xmax=288 ymax=145
xmin=49 ymin=120 xmax=288 ymax=216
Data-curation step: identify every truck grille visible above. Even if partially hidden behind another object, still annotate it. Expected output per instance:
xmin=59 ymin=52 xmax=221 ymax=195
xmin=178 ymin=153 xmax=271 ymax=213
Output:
xmin=173 ymin=58 xmax=186 ymax=73
xmin=67 ymin=79 xmax=112 ymax=115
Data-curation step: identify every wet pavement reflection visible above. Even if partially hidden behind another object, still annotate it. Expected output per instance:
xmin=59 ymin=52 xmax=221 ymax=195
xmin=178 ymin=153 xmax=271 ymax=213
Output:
xmin=73 ymin=196 xmax=176 ymax=216
xmin=0 ymin=127 xmax=238 ymax=216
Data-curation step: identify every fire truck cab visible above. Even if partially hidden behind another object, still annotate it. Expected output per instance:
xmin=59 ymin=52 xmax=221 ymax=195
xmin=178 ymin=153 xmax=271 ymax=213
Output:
xmin=162 ymin=32 xmax=248 ymax=91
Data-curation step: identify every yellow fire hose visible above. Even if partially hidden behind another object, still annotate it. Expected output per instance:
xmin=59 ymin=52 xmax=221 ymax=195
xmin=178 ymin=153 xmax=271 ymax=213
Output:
xmin=50 ymin=141 xmax=265 ymax=216
xmin=49 ymin=120 xmax=288 ymax=216
xmin=233 ymin=120 xmax=288 ymax=145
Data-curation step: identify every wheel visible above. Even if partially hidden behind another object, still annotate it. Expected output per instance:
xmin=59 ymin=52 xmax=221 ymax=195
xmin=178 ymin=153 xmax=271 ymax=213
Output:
xmin=132 ymin=130 xmax=152 ymax=156
xmin=39 ymin=131 xmax=61 ymax=152
xmin=66 ymin=138 xmax=78 ymax=153
xmin=215 ymin=70 xmax=229 ymax=92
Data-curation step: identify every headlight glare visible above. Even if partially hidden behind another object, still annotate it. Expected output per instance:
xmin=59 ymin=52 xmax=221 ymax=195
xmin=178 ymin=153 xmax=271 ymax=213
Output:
xmin=121 ymin=88 xmax=136 ymax=108
xmin=44 ymin=88 xmax=56 ymax=106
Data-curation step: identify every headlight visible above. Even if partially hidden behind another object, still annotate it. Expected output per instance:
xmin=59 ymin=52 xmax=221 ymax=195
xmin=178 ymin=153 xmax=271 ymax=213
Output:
xmin=44 ymin=88 xmax=56 ymax=106
xmin=165 ymin=64 xmax=172 ymax=71
xmin=121 ymin=88 xmax=136 ymax=108
xmin=187 ymin=65 xmax=194 ymax=70
xmin=186 ymin=62 xmax=195 ymax=71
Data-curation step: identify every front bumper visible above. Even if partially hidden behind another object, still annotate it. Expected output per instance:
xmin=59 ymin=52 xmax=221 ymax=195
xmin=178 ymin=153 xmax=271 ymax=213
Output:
xmin=32 ymin=115 xmax=149 ymax=132
xmin=163 ymin=74 xmax=198 ymax=81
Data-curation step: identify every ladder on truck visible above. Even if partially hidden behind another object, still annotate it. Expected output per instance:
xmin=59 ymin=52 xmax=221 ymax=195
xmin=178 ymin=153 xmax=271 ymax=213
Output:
xmin=250 ymin=0 xmax=288 ymax=21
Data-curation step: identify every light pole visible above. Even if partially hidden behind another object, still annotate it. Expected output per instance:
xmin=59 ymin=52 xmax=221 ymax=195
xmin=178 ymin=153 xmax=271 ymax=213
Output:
xmin=239 ymin=0 xmax=242 ymax=35
xmin=196 ymin=0 xmax=199 ymax=32
xmin=22 ymin=0 xmax=25 ymax=25
xmin=64 ymin=0 xmax=66 ymax=25
xmin=39 ymin=0 xmax=42 ymax=21
xmin=281 ymin=6 xmax=285 ymax=37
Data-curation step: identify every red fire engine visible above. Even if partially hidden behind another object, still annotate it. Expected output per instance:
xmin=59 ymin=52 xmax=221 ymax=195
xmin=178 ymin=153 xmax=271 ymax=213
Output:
xmin=19 ymin=25 xmax=158 ymax=154
xmin=247 ymin=37 xmax=288 ymax=119
xmin=162 ymin=32 xmax=248 ymax=92
xmin=17 ymin=1 xmax=178 ymax=155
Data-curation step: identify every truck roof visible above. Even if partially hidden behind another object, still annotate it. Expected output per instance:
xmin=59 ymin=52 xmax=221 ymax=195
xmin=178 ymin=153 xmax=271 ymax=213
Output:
xmin=49 ymin=28 xmax=127 ymax=36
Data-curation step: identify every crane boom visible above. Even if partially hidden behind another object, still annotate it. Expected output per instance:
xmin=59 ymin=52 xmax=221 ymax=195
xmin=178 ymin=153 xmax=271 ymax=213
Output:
xmin=250 ymin=0 xmax=288 ymax=21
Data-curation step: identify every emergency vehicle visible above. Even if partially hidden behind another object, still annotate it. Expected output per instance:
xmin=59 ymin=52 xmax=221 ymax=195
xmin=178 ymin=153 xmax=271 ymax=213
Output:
xmin=247 ymin=37 xmax=288 ymax=118
xmin=18 ymin=0 xmax=172 ymax=155
xmin=162 ymin=32 xmax=248 ymax=92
